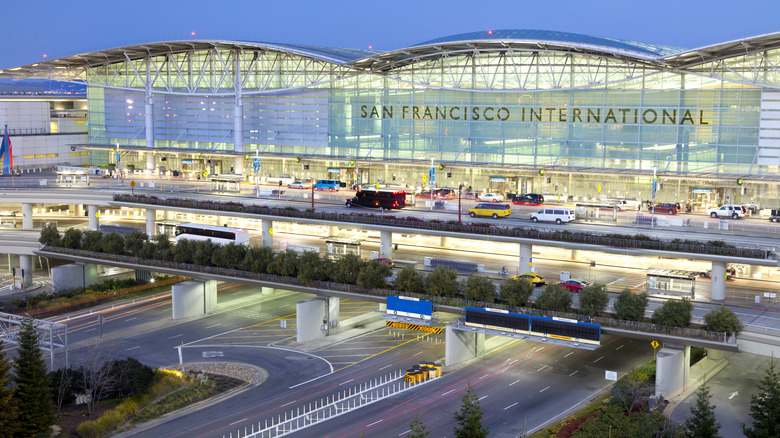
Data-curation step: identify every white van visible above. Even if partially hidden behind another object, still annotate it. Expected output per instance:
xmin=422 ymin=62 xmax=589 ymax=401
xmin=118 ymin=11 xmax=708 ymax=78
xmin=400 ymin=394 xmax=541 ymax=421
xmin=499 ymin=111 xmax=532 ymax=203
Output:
xmin=530 ymin=207 xmax=576 ymax=224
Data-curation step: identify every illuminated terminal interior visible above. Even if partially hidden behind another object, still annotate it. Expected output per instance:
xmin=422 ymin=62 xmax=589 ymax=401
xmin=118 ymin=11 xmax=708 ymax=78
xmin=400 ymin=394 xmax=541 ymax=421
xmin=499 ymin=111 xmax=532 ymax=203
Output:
xmin=4 ymin=29 xmax=780 ymax=208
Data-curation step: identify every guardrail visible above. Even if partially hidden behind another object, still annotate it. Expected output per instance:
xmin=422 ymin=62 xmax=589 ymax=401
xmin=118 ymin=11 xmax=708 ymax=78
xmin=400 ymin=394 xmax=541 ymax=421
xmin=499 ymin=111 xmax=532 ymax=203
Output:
xmin=40 ymin=246 xmax=735 ymax=345
xmin=112 ymin=193 xmax=774 ymax=260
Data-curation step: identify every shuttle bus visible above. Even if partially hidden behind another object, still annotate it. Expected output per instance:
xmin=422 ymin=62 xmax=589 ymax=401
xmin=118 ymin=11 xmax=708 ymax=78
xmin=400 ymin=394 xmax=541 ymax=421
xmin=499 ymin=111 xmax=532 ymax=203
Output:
xmin=174 ymin=223 xmax=250 ymax=246
xmin=346 ymin=188 xmax=407 ymax=210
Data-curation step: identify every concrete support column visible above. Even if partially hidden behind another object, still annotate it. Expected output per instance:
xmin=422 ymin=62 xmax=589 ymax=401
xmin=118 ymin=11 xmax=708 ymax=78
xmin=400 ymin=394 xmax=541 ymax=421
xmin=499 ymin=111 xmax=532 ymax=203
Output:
xmin=328 ymin=225 xmax=338 ymax=237
xmin=19 ymin=254 xmax=32 ymax=288
xmin=445 ymin=324 xmax=485 ymax=366
xmin=81 ymin=263 xmax=97 ymax=288
xmin=710 ymin=261 xmax=727 ymax=301
xmin=22 ymin=203 xmax=32 ymax=229
xmin=171 ymin=279 xmax=217 ymax=319
xmin=261 ymin=287 xmax=274 ymax=295
xmin=88 ymin=205 xmax=99 ymax=231
xmin=234 ymin=157 xmax=244 ymax=175
xmin=262 ymin=220 xmax=273 ymax=248
xmin=164 ymin=210 xmax=173 ymax=221
xmin=297 ymin=298 xmax=327 ymax=342
xmin=76 ymin=204 xmax=85 ymax=217
xmin=571 ymin=249 xmax=581 ymax=261
xmin=655 ymin=344 xmax=687 ymax=398
xmin=440 ymin=236 xmax=452 ymax=248
xmin=380 ymin=231 xmax=393 ymax=258
xmin=328 ymin=297 xmax=340 ymax=329
xmin=146 ymin=152 xmax=155 ymax=172
xmin=233 ymin=50 xmax=244 ymax=155
xmin=519 ymin=243 xmax=533 ymax=274
xmin=145 ymin=208 xmax=156 ymax=237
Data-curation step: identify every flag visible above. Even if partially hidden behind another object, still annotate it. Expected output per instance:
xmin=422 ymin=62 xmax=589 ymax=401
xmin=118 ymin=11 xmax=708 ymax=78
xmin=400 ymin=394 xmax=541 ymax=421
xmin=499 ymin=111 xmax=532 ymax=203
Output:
xmin=0 ymin=125 xmax=11 ymax=175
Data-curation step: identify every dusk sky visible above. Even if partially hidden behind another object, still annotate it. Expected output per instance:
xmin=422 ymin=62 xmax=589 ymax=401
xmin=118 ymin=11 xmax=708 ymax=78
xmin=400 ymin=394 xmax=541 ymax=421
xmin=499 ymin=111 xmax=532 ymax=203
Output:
xmin=2 ymin=0 xmax=780 ymax=69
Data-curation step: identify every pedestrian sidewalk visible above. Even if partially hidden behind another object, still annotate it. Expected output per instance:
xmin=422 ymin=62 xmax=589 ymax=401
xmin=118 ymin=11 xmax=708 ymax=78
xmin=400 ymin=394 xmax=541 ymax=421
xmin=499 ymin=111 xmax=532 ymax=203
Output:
xmin=665 ymin=354 xmax=729 ymax=416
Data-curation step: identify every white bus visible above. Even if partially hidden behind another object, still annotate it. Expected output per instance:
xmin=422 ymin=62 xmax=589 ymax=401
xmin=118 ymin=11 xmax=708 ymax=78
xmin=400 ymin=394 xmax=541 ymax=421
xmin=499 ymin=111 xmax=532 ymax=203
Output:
xmin=174 ymin=223 xmax=250 ymax=246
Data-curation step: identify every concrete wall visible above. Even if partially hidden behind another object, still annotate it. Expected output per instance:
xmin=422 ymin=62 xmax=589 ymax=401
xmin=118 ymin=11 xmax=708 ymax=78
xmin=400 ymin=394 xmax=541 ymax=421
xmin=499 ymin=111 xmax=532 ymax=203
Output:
xmin=655 ymin=346 xmax=686 ymax=398
xmin=51 ymin=264 xmax=85 ymax=293
xmin=445 ymin=324 xmax=485 ymax=366
xmin=297 ymin=298 xmax=326 ymax=342
xmin=172 ymin=280 xmax=206 ymax=319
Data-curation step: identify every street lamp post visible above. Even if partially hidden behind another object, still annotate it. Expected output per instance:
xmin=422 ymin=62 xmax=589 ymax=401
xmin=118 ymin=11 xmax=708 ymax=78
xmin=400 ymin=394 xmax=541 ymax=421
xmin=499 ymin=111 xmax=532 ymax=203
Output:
xmin=311 ymin=183 xmax=315 ymax=210
xmin=458 ymin=183 xmax=463 ymax=223
xmin=651 ymin=166 xmax=657 ymax=227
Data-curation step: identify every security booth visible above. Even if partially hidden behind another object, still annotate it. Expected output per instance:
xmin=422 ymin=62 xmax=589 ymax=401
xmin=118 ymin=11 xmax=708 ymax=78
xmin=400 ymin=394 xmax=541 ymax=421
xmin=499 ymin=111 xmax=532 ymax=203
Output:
xmin=646 ymin=269 xmax=697 ymax=297
xmin=209 ymin=174 xmax=243 ymax=193
xmin=325 ymin=238 xmax=362 ymax=258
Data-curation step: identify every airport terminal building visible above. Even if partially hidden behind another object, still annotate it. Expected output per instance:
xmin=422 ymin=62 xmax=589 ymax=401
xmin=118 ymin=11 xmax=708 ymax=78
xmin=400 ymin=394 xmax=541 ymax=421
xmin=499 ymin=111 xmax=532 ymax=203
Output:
xmin=4 ymin=29 xmax=780 ymax=209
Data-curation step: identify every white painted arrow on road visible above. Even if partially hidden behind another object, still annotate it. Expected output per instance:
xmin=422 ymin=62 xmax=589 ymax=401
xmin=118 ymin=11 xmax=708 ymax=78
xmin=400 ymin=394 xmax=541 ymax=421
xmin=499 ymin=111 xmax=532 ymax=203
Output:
xmin=729 ymin=391 xmax=739 ymax=400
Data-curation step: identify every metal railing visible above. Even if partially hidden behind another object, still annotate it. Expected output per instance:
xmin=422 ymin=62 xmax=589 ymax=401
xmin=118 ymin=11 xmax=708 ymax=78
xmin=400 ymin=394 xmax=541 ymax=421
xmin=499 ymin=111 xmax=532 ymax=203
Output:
xmin=223 ymin=370 xmax=435 ymax=438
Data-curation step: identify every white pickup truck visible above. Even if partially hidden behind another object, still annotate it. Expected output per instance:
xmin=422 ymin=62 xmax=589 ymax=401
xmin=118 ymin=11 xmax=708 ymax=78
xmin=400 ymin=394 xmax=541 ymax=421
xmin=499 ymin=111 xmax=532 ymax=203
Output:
xmin=265 ymin=176 xmax=294 ymax=186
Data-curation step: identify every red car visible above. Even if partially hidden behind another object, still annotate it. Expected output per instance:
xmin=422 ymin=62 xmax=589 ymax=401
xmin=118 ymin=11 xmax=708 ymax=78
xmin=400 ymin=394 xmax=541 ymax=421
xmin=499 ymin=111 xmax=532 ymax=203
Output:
xmin=373 ymin=257 xmax=395 ymax=267
xmin=557 ymin=279 xmax=590 ymax=292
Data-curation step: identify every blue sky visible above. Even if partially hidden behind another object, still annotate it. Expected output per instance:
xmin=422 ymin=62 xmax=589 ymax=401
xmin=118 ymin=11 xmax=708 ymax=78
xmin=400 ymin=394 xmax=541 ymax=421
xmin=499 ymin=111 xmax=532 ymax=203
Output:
xmin=2 ymin=0 xmax=779 ymax=69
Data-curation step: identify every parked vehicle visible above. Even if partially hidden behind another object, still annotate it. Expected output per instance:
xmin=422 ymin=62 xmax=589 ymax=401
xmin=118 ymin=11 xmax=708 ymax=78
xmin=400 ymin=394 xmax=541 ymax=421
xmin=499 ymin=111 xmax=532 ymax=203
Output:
xmin=708 ymin=205 xmax=746 ymax=219
xmin=511 ymin=193 xmax=545 ymax=205
xmin=313 ymin=179 xmax=342 ymax=190
xmin=287 ymin=180 xmax=311 ymax=189
xmin=346 ymin=188 xmax=407 ymax=210
xmin=468 ymin=203 xmax=512 ymax=219
xmin=770 ymin=209 xmax=780 ymax=222
xmin=478 ymin=192 xmax=503 ymax=202
xmin=650 ymin=203 xmax=679 ymax=214
xmin=175 ymin=223 xmax=249 ymax=246
xmin=698 ymin=267 xmax=736 ymax=280
xmin=610 ymin=198 xmax=641 ymax=211
xmin=514 ymin=273 xmax=546 ymax=286
xmin=530 ymin=207 xmax=575 ymax=224
xmin=373 ymin=257 xmax=395 ymax=267
xmin=557 ymin=279 xmax=590 ymax=292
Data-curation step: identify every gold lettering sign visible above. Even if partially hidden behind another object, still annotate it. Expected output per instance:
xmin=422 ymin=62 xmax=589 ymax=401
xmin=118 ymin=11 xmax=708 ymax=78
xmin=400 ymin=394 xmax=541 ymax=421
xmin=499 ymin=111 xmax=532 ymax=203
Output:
xmin=359 ymin=105 xmax=710 ymax=125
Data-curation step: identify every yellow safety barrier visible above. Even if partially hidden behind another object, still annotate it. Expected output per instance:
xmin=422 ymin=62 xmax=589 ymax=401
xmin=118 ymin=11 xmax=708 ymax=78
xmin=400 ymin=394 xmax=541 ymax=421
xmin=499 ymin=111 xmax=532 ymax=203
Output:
xmin=386 ymin=320 xmax=443 ymax=334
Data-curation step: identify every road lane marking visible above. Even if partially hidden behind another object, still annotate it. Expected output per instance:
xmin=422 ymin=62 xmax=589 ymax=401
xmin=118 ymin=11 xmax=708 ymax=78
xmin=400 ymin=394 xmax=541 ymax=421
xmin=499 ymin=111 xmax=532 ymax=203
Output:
xmin=205 ymin=323 xmax=221 ymax=329
xmin=378 ymin=364 xmax=391 ymax=371
xmin=509 ymin=380 xmax=520 ymax=386
xmin=280 ymin=400 xmax=296 ymax=407
xmin=366 ymin=419 xmax=383 ymax=427
xmin=478 ymin=373 xmax=490 ymax=380
xmin=412 ymin=351 xmax=424 ymax=357
xmin=399 ymin=430 xmax=411 ymax=436
xmin=593 ymin=356 xmax=604 ymax=363
xmin=84 ymin=328 xmax=95 ymax=332
xmin=125 ymin=317 xmax=137 ymax=322
xmin=537 ymin=365 xmax=547 ymax=372
xmin=168 ymin=334 xmax=183 ymax=339
xmin=229 ymin=417 xmax=247 ymax=426
xmin=616 ymin=345 xmax=624 ymax=351
xmin=478 ymin=395 xmax=488 ymax=401
xmin=339 ymin=379 xmax=354 ymax=386
xmin=540 ymin=386 xmax=550 ymax=392
xmin=608 ymin=277 xmax=626 ymax=285
xmin=564 ymin=352 xmax=573 ymax=358
xmin=124 ymin=346 xmax=140 ymax=351
xmin=504 ymin=402 xmax=518 ymax=410
xmin=509 ymin=359 xmax=519 ymax=364
xmin=570 ymin=371 xmax=577 ymax=376
xmin=442 ymin=389 xmax=457 ymax=396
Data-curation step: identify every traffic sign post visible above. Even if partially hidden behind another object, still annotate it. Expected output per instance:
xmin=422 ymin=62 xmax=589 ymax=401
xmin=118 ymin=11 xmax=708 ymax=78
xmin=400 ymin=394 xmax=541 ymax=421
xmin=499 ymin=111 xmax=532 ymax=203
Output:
xmin=651 ymin=340 xmax=659 ymax=358
xmin=130 ymin=179 xmax=136 ymax=195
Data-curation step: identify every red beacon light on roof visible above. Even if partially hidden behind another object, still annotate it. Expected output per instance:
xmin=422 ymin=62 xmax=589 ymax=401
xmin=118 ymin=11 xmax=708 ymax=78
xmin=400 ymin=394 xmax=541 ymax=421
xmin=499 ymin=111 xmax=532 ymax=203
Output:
xmin=488 ymin=30 xmax=493 ymax=35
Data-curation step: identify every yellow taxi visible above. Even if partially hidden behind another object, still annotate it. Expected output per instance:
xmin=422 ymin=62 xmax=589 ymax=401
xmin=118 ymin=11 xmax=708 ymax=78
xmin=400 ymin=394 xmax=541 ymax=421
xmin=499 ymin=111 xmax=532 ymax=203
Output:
xmin=513 ymin=272 xmax=546 ymax=286
xmin=468 ymin=203 xmax=511 ymax=219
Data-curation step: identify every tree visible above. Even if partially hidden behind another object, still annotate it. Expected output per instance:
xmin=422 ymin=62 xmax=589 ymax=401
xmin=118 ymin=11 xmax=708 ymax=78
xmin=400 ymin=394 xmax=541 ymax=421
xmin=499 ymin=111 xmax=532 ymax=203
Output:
xmin=499 ymin=278 xmax=534 ymax=307
xmin=297 ymin=251 xmax=327 ymax=285
xmin=101 ymin=232 xmax=125 ymax=255
xmin=193 ymin=240 xmax=215 ymax=266
xmin=393 ymin=266 xmax=425 ymax=294
xmin=408 ymin=409 xmax=430 ymax=438
xmin=61 ymin=227 xmax=83 ymax=249
xmin=743 ymin=358 xmax=780 ymax=438
xmin=704 ymin=306 xmax=743 ymax=337
xmin=241 ymin=246 xmax=274 ymax=273
xmin=124 ymin=230 xmax=148 ymax=257
xmin=578 ymin=283 xmax=609 ymax=316
xmin=50 ymin=366 xmax=79 ymax=413
xmin=653 ymin=298 xmax=693 ymax=328
xmin=463 ymin=275 xmax=495 ymax=303
xmin=172 ymin=238 xmax=196 ymax=264
xmin=535 ymin=285 xmax=572 ymax=312
xmin=13 ymin=316 xmax=55 ymax=436
xmin=327 ymin=253 xmax=365 ymax=285
xmin=81 ymin=230 xmax=103 ymax=252
xmin=38 ymin=223 xmax=61 ymax=247
xmin=0 ymin=339 xmax=19 ymax=437
xmin=610 ymin=371 xmax=654 ymax=413
xmin=153 ymin=233 xmax=174 ymax=261
xmin=615 ymin=289 xmax=648 ymax=321
xmin=356 ymin=261 xmax=391 ymax=289
xmin=78 ymin=346 xmax=118 ymax=417
xmin=426 ymin=267 xmax=459 ymax=298
xmin=211 ymin=243 xmax=247 ymax=268
xmin=453 ymin=382 xmax=489 ymax=438
xmin=685 ymin=383 xmax=721 ymax=438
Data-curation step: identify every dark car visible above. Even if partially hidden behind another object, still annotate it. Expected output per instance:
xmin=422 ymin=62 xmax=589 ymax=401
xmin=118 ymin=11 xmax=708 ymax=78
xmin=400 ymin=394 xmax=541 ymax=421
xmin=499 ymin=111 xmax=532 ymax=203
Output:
xmin=557 ymin=279 xmax=590 ymax=292
xmin=511 ymin=193 xmax=545 ymax=205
